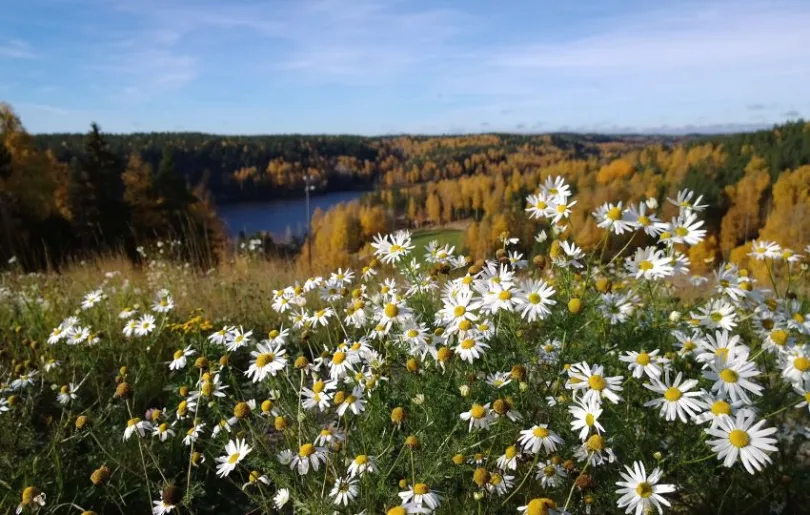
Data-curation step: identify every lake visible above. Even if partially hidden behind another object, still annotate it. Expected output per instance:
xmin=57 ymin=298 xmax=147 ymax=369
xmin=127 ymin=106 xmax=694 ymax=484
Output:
xmin=217 ymin=190 xmax=366 ymax=240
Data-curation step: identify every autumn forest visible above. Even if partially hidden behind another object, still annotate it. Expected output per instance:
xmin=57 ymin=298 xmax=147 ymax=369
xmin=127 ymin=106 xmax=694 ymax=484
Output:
xmin=1 ymin=102 xmax=809 ymax=274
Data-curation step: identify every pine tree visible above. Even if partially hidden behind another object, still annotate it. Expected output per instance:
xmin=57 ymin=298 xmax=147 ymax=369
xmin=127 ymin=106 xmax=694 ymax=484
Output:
xmin=0 ymin=140 xmax=11 ymax=180
xmin=154 ymin=146 xmax=194 ymax=214
xmin=69 ymin=123 xmax=128 ymax=250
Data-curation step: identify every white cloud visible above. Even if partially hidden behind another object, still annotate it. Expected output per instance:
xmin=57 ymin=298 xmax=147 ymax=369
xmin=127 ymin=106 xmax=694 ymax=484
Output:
xmin=0 ymin=40 xmax=36 ymax=59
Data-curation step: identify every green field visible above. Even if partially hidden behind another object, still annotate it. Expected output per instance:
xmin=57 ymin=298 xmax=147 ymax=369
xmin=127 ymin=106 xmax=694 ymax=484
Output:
xmin=410 ymin=228 xmax=465 ymax=256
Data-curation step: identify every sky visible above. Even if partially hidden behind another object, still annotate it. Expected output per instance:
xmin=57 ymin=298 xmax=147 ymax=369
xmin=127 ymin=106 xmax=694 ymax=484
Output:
xmin=1 ymin=0 xmax=808 ymax=135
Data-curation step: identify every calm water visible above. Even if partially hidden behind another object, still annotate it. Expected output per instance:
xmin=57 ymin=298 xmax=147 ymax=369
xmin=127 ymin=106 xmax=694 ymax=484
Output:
xmin=217 ymin=190 xmax=365 ymax=240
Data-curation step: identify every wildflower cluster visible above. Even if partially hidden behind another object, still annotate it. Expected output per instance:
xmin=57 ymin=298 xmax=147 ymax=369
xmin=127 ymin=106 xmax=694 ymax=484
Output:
xmin=2 ymin=180 xmax=809 ymax=514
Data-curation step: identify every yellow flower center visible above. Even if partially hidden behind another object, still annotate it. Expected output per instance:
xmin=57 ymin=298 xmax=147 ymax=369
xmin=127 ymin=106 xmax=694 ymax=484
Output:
xmin=498 ymin=290 xmax=512 ymax=301
xmin=173 ymin=349 xmax=184 ymax=360
xmin=711 ymin=400 xmax=731 ymax=416
xmin=636 ymin=353 xmax=650 ymax=365
xmin=586 ymin=434 xmax=604 ymax=452
xmin=526 ymin=498 xmax=557 ymax=515
xmin=413 ymin=483 xmax=429 ymax=495
xmin=588 ymin=375 xmax=607 ymax=391
xmin=459 ymin=319 xmax=473 ymax=331
xmin=606 ymin=207 xmax=622 ymax=221
xmin=355 ymin=454 xmax=368 ymax=465
xmin=664 ymin=387 xmax=682 ymax=401
xmin=794 ymin=313 xmax=806 ymax=324
xmin=127 ymin=418 xmax=140 ymax=427
xmin=505 ymin=446 xmax=517 ymax=459
xmin=332 ymin=352 xmax=346 ymax=365
xmin=794 ymin=357 xmax=810 ymax=372
xmin=638 ymin=260 xmax=653 ymax=271
xmin=719 ymin=369 xmax=738 ymax=383
xmin=675 ymin=226 xmax=689 ymax=237
xmin=535 ymin=201 xmax=547 ymax=210
xmin=729 ymin=429 xmax=749 ymax=448
xmin=528 ymin=293 xmax=541 ymax=304
xmin=255 ymin=353 xmax=275 ymax=367
xmin=461 ymin=339 xmax=475 ymax=350
xmin=770 ymin=330 xmax=787 ymax=346
xmin=543 ymin=465 xmax=556 ymax=476
xmin=313 ymin=380 xmax=325 ymax=393
xmin=299 ymin=443 xmax=315 ymax=457
xmin=636 ymin=482 xmax=653 ymax=498
xmin=470 ymin=404 xmax=486 ymax=419
xmin=638 ymin=215 xmax=650 ymax=226
xmin=407 ymin=329 xmax=418 ymax=338
xmin=384 ymin=303 xmax=399 ymax=318
xmin=390 ymin=244 xmax=403 ymax=252
xmin=715 ymin=347 xmax=729 ymax=360
xmin=228 ymin=452 xmax=241 ymax=464
xmin=710 ymin=312 xmax=724 ymax=323
xmin=532 ymin=427 xmax=550 ymax=438
xmin=585 ymin=413 xmax=595 ymax=426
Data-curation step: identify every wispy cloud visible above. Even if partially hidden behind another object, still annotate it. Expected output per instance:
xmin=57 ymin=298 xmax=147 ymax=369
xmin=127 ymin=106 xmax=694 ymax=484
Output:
xmin=0 ymin=39 xmax=36 ymax=59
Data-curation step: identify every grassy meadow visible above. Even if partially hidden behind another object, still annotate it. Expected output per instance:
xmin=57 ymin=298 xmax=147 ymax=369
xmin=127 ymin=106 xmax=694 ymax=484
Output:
xmin=2 ymin=182 xmax=810 ymax=515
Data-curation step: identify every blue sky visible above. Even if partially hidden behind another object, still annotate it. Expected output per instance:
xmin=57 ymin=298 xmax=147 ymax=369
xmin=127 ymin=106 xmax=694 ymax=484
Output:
xmin=1 ymin=0 xmax=808 ymax=135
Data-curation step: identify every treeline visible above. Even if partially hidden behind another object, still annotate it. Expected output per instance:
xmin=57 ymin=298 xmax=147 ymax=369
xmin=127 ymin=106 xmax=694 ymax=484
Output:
xmin=33 ymin=128 xmax=674 ymax=203
xmin=0 ymin=104 xmax=222 ymax=270
xmin=303 ymin=121 xmax=810 ymax=273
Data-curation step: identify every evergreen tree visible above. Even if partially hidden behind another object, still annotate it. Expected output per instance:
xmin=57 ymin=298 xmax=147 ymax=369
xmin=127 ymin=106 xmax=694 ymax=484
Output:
xmin=0 ymin=140 xmax=11 ymax=180
xmin=68 ymin=123 xmax=128 ymax=250
xmin=154 ymin=146 xmax=194 ymax=213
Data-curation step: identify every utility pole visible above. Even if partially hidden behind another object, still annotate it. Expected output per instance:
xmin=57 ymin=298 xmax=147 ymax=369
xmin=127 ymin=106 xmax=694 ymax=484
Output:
xmin=304 ymin=173 xmax=315 ymax=271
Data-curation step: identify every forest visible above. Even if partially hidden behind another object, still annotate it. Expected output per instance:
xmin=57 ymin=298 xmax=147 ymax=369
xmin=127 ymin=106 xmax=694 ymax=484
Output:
xmin=2 ymin=101 xmax=810 ymax=273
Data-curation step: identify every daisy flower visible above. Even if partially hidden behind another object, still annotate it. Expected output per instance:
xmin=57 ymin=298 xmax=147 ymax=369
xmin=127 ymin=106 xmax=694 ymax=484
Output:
xmin=518 ymin=498 xmax=564 ymax=515
xmin=330 ymin=477 xmax=359 ymax=506
xmin=226 ymin=326 xmax=253 ymax=351
xmin=455 ymin=336 xmax=489 ymax=363
xmin=135 ymin=314 xmax=156 ymax=337
xmin=705 ymin=413 xmax=778 ymax=474
xmin=694 ymin=300 xmax=737 ymax=331
xmin=460 ymin=403 xmax=495 ymax=432
xmin=667 ymin=188 xmax=707 ymax=213
xmin=517 ymin=424 xmax=564 ymax=455
xmin=626 ymin=202 xmax=666 ymax=236
xmin=398 ymin=483 xmax=442 ymax=512
xmin=535 ymin=459 xmax=567 ymax=488
xmin=81 ymin=289 xmax=105 ymax=309
xmin=515 ymin=279 xmax=556 ymax=322
xmin=347 ymin=454 xmax=377 ymax=477
xmin=704 ymin=353 xmax=763 ymax=404
xmin=287 ymin=443 xmax=328 ymax=475
xmin=615 ymin=461 xmax=676 ymax=515
xmin=486 ymin=472 xmax=514 ymax=496
xmin=781 ymin=345 xmax=810 ymax=385
xmin=496 ymin=445 xmax=520 ymax=471
xmin=643 ymin=371 xmax=703 ymax=422
xmin=216 ymin=438 xmax=252 ymax=477
xmin=124 ymin=418 xmax=153 ymax=441
xmin=152 ymin=422 xmax=176 ymax=442
xmin=273 ymin=488 xmax=290 ymax=509
xmin=566 ymin=362 xmax=624 ymax=404
xmin=208 ymin=325 xmax=234 ymax=346
xmin=526 ymin=192 xmax=553 ymax=219
xmin=245 ymin=342 xmax=287 ymax=382
xmin=336 ymin=385 xmax=367 ymax=417
xmin=667 ymin=212 xmax=706 ymax=246
xmin=169 ymin=346 xmax=196 ymax=371
xmin=625 ymin=246 xmax=673 ymax=280
xmin=749 ymin=240 xmax=781 ymax=261
xmin=594 ymin=202 xmax=632 ymax=234
xmin=55 ymin=382 xmax=78 ymax=405
xmin=568 ymin=397 xmax=605 ymax=441
xmin=619 ymin=349 xmax=662 ymax=379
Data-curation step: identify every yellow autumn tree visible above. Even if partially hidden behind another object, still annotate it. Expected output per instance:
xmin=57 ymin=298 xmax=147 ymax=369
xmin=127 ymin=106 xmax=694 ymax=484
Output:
xmin=719 ymin=156 xmax=771 ymax=255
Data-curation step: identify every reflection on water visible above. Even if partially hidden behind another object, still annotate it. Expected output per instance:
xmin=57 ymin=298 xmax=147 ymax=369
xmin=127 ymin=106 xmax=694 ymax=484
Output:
xmin=217 ymin=190 xmax=366 ymax=240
